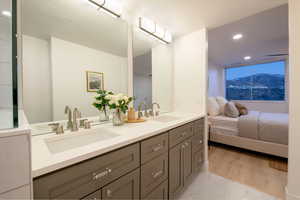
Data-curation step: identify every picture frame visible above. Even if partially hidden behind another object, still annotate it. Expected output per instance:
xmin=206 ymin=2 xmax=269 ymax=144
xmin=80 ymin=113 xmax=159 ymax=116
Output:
xmin=86 ymin=71 xmax=104 ymax=92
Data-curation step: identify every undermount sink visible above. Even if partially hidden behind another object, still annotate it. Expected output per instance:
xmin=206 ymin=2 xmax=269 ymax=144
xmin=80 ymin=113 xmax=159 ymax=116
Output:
xmin=152 ymin=115 xmax=181 ymax=123
xmin=45 ymin=128 xmax=119 ymax=154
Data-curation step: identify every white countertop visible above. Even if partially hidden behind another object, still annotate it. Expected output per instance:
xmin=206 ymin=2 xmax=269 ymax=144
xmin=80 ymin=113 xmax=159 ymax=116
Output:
xmin=31 ymin=112 xmax=205 ymax=178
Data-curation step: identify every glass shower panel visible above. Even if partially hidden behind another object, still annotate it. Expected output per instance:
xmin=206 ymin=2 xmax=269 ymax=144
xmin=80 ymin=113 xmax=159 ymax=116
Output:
xmin=0 ymin=0 xmax=17 ymax=129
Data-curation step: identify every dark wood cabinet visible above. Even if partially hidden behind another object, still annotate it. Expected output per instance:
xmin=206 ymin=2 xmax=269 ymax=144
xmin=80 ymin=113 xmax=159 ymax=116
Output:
xmin=183 ymin=138 xmax=193 ymax=184
xmin=169 ymin=138 xmax=194 ymax=199
xmin=143 ymin=180 xmax=168 ymax=200
xmin=33 ymin=117 xmax=205 ymax=200
xmin=169 ymin=143 xmax=184 ymax=199
xmin=102 ymin=169 xmax=140 ymax=200
xmin=81 ymin=190 xmax=101 ymax=200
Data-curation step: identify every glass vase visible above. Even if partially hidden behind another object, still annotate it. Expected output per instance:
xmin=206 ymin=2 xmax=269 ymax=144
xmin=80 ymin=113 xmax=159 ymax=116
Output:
xmin=112 ymin=108 xmax=125 ymax=126
xmin=99 ymin=107 xmax=109 ymax=122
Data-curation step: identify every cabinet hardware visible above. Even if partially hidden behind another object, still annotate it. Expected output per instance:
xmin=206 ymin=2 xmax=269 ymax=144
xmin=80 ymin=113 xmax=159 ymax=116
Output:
xmin=185 ymin=142 xmax=189 ymax=147
xmin=92 ymin=168 xmax=112 ymax=180
xmin=152 ymin=144 xmax=163 ymax=152
xmin=152 ymin=170 xmax=163 ymax=179
xmin=199 ymin=140 xmax=203 ymax=144
xmin=180 ymin=132 xmax=187 ymax=137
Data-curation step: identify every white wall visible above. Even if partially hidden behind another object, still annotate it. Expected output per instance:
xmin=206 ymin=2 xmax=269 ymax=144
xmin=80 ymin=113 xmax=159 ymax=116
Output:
xmin=152 ymin=44 xmax=173 ymax=112
xmin=22 ymin=35 xmax=52 ymax=123
xmin=51 ymin=37 xmax=128 ymax=121
xmin=133 ymin=51 xmax=152 ymax=109
xmin=173 ymin=29 xmax=207 ymax=115
xmin=208 ymin=61 xmax=224 ymax=97
xmin=287 ymin=0 xmax=300 ymax=199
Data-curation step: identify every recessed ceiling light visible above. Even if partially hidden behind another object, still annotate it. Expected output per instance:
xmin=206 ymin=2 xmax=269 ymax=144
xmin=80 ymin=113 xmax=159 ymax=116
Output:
xmin=1 ymin=10 xmax=11 ymax=17
xmin=244 ymin=56 xmax=251 ymax=60
xmin=233 ymin=33 xmax=243 ymax=40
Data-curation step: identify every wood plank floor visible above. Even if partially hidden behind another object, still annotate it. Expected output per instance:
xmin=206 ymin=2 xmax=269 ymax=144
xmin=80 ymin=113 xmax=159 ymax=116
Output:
xmin=208 ymin=143 xmax=288 ymax=200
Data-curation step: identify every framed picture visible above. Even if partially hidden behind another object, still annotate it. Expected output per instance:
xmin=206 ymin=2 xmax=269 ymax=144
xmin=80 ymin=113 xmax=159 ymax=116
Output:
xmin=86 ymin=71 xmax=104 ymax=92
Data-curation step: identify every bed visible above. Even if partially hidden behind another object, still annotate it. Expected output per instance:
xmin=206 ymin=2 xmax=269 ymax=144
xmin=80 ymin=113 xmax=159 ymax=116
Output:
xmin=208 ymin=111 xmax=288 ymax=158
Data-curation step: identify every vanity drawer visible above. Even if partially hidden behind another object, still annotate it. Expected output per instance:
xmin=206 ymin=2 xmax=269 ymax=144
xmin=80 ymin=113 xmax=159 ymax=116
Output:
xmin=142 ymin=180 xmax=168 ymax=200
xmin=141 ymin=132 xmax=168 ymax=164
xmin=192 ymin=150 xmax=204 ymax=174
xmin=81 ymin=190 xmax=101 ymax=200
xmin=141 ymin=153 xmax=168 ymax=198
xmin=169 ymin=123 xmax=193 ymax=148
xmin=193 ymin=119 xmax=205 ymax=136
xmin=192 ymin=134 xmax=204 ymax=153
xmin=33 ymin=143 xmax=140 ymax=199
xmin=102 ymin=169 xmax=140 ymax=200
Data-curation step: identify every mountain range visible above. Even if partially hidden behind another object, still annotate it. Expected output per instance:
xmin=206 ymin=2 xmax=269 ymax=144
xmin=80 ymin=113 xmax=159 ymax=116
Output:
xmin=226 ymin=73 xmax=285 ymax=89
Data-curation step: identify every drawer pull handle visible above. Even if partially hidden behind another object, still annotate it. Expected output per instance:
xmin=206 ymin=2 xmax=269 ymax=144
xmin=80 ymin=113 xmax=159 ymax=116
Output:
xmin=152 ymin=144 xmax=163 ymax=152
xmin=93 ymin=168 xmax=112 ymax=180
xmin=181 ymin=132 xmax=187 ymax=137
xmin=106 ymin=189 xmax=112 ymax=197
xmin=152 ymin=170 xmax=163 ymax=179
xmin=199 ymin=140 xmax=203 ymax=144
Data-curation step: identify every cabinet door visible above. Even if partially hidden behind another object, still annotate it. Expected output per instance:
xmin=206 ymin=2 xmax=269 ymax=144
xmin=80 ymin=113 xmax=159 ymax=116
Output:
xmin=192 ymin=150 xmax=204 ymax=174
xmin=183 ymin=138 xmax=193 ymax=185
xmin=102 ymin=169 xmax=140 ymax=200
xmin=143 ymin=180 xmax=168 ymax=200
xmin=169 ymin=143 xmax=184 ymax=199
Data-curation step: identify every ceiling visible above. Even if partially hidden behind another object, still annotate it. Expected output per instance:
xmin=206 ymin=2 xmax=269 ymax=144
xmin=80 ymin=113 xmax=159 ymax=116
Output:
xmin=21 ymin=0 xmax=288 ymax=58
xmin=125 ymin=0 xmax=287 ymax=38
xmin=208 ymin=4 xmax=289 ymax=66
xmin=22 ymin=0 xmax=128 ymax=57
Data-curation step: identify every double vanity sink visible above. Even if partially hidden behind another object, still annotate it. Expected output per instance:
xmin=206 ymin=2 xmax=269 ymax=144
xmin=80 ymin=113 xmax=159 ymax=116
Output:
xmin=31 ymin=112 xmax=205 ymax=200
xmin=42 ymin=115 xmax=181 ymax=155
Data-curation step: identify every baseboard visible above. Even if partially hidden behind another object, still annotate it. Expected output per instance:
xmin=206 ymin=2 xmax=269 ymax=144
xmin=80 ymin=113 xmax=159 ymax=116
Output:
xmin=286 ymin=187 xmax=300 ymax=200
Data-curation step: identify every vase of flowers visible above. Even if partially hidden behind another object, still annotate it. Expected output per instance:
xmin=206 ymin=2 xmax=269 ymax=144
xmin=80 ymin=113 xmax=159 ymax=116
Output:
xmin=93 ymin=90 xmax=113 ymax=122
xmin=106 ymin=93 xmax=133 ymax=126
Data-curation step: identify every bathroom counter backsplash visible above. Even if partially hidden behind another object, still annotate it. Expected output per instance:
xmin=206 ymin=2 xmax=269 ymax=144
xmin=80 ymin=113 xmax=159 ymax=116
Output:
xmin=31 ymin=112 xmax=206 ymax=178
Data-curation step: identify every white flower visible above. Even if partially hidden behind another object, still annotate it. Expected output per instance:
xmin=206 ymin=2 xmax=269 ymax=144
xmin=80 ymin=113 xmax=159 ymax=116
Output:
xmin=105 ymin=95 xmax=113 ymax=100
xmin=123 ymin=96 xmax=128 ymax=102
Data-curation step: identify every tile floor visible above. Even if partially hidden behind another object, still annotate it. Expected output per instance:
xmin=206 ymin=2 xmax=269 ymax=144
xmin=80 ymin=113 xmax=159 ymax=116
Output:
xmin=178 ymin=172 xmax=278 ymax=200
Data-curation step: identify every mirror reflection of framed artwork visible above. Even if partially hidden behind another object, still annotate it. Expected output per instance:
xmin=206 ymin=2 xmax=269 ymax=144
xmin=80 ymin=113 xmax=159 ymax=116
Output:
xmin=86 ymin=71 xmax=104 ymax=92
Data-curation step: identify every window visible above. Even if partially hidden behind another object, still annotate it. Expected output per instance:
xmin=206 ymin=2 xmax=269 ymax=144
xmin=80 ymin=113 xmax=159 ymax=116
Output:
xmin=225 ymin=61 xmax=286 ymax=101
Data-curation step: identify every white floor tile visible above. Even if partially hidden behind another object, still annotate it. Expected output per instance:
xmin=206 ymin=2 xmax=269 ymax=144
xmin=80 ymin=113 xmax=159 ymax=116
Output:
xmin=178 ymin=172 xmax=278 ymax=200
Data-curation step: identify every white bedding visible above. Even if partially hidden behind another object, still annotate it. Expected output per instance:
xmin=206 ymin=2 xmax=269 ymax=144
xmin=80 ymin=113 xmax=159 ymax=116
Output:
xmin=208 ymin=116 xmax=238 ymax=136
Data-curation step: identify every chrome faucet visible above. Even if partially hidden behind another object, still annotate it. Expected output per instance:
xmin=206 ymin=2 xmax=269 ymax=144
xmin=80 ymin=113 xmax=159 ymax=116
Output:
xmin=65 ymin=106 xmax=73 ymax=130
xmin=150 ymin=102 xmax=160 ymax=117
xmin=138 ymin=102 xmax=149 ymax=119
xmin=71 ymin=108 xmax=81 ymax=132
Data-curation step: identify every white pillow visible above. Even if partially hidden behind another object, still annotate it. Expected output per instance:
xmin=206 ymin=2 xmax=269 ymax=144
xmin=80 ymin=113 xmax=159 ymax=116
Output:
xmin=208 ymin=97 xmax=220 ymax=116
xmin=216 ymin=96 xmax=228 ymax=115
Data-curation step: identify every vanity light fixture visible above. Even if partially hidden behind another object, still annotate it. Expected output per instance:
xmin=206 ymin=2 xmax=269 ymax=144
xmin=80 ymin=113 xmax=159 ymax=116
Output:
xmin=233 ymin=33 xmax=243 ymax=40
xmin=244 ymin=56 xmax=251 ymax=60
xmin=139 ymin=17 xmax=173 ymax=44
xmin=1 ymin=10 xmax=11 ymax=17
xmin=88 ymin=0 xmax=121 ymax=18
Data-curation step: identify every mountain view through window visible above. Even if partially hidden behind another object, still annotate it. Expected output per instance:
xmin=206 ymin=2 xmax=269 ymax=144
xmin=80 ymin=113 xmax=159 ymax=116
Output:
xmin=225 ymin=61 xmax=285 ymax=101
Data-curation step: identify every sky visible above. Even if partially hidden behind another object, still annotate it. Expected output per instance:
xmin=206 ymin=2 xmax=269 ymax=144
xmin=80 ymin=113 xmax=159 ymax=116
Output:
xmin=226 ymin=61 xmax=285 ymax=80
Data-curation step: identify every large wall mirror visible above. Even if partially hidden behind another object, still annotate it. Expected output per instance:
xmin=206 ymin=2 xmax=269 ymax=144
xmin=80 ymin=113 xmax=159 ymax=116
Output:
xmin=22 ymin=0 xmax=128 ymax=128
xmin=132 ymin=27 xmax=173 ymax=113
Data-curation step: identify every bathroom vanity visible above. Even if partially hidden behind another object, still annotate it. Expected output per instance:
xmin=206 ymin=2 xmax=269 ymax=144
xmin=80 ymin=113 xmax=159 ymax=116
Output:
xmin=32 ymin=113 xmax=205 ymax=200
